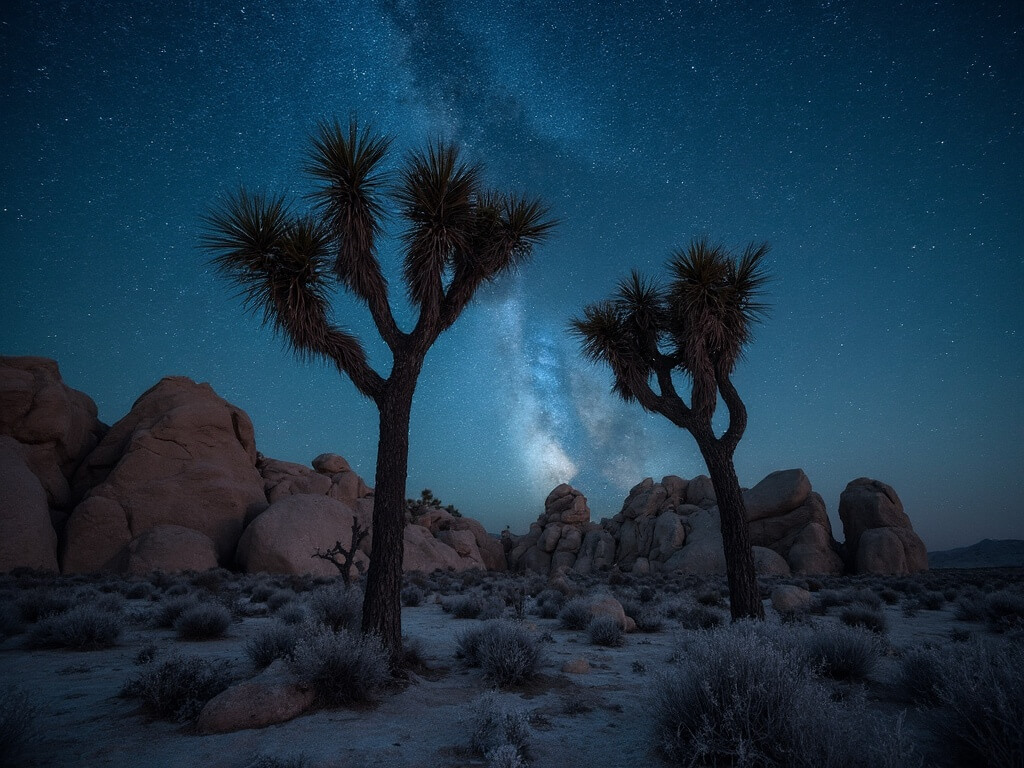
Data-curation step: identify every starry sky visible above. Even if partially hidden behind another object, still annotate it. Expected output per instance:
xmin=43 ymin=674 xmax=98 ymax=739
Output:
xmin=2 ymin=1 xmax=1021 ymax=550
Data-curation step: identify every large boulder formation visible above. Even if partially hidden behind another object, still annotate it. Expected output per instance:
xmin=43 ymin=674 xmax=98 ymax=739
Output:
xmin=744 ymin=469 xmax=844 ymax=575
xmin=507 ymin=484 xmax=595 ymax=576
xmin=258 ymin=452 xmax=374 ymax=506
xmin=0 ymin=356 xmax=106 ymax=511
xmin=604 ymin=475 xmax=695 ymax=572
xmin=839 ymin=478 xmax=928 ymax=575
xmin=62 ymin=377 xmax=267 ymax=572
xmin=125 ymin=525 xmax=219 ymax=575
xmin=0 ymin=436 xmax=59 ymax=571
xmin=236 ymin=494 xmax=372 ymax=578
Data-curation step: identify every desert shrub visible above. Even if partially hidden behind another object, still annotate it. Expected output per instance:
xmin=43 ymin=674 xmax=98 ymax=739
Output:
xmin=153 ymin=595 xmax=201 ymax=628
xmin=878 ymin=588 xmax=900 ymax=605
xmin=631 ymin=607 xmax=666 ymax=633
xmin=839 ymin=606 xmax=888 ymax=634
xmin=266 ymin=589 xmax=295 ymax=611
xmin=486 ymin=743 xmax=527 ymax=768
xmin=695 ymin=587 xmax=725 ymax=607
xmin=122 ymin=581 xmax=155 ymax=600
xmin=810 ymin=589 xmax=846 ymax=614
xmin=949 ymin=627 xmax=971 ymax=643
xmin=174 ymin=602 xmax=231 ymax=640
xmin=534 ymin=588 xmax=566 ymax=619
xmin=164 ymin=582 xmax=192 ymax=597
xmin=479 ymin=596 xmax=508 ymax=621
xmin=246 ymin=755 xmax=308 ymax=768
xmin=916 ymin=591 xmax=945 ymax=610
xmin=984 ymin=591 xmax=1024 ymax=633
xmin=0 ymin=685 xmax=35 ymax=764
xmin=249 ymin=584 xmax=276 ymax=603
xmin=306 ymin=584 xmax=362 ymax=632
xmin=289 ymin=626 xmax=388 ymax=706
xmin=638 ymin=585 xmax=657 ymax=603
xmin=588 ymin=615 xmax=624 ymax=647
xmin=470 ymin=690 xmax=530 ymax=759
xmin=276 ymin=603 xmax=307 ymax=625
xmin=675 ymin=604 xmax=724 ymax=631
xmin=655 ymin=622 xmax=918 ymax=768
xmin=558 ymin=598 xmax=592 ymax=630
xmin=898 ymin=647 xmax=943 ymax=705
xmin=442 ymin=594 xmax=484 ymax=619
xmin=401 ymin=585 xmax=424 ymax=607
xmin=26 ymin=605 xmax=123 ymax=650
xmin=801 ymin=624 xmax=880 ymax=682
xmin=457 ymin=620 xmax=541 ymax=686
xmin=245 ymin=622 xmax=300 ymax=669
xmin=17 ymin=587 xmax=77 ymax=622
xmin=927 ymin=639 xmax=1024 ymax=767
xmin=121 ymin=655 xmax=231 ymax=722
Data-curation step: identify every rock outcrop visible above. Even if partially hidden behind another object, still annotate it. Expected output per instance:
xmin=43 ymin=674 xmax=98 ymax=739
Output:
xmin=236 ymin=494 xmax=372 ymax=578
xmin=0 ymin=356 xmax=106 ymax=512
xmin=839 ymin=478 xmax=927 ymax=575
xmin=0 ymin=436 xmax=59 ymax=571
xmin=507 ymin=484 xmax=603 ymax=576
xmin=125 ymin=525 xmax=220 ymax=575
xmin=744 ymin=469 xmax=844 ymax=575
xmin=62 ymin=377 xmax=267 ymax=572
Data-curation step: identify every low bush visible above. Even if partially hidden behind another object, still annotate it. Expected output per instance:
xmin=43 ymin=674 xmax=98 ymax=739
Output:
xmin=306 ymin=584 xmax=362 ymax=633
xmin=654 ymin=622 xmax=918 ymax=768
xmin=631 ymin=607 xmax=665 ymax=633
xmin=276 ymin=603 xmax=307 ymax=625
xmin=898 ymin=647 xmax=943 ymax=705
xmin=120 ymin=655 xmax=232 ymax=722
xmin=245 ymin=622 xmax=301 ymax=669
xmin=266 ymin=589 xmax=295 ymax=611
xmin=17 ymin=588 xmax=77 ymax=623
xmin=558 ymin=598 xmax=592 ymax=630
xmin=839 ymin=606 xmax=888 ymax=634
xmin=457 ymin=620 xmax=542 ymax=686
xmin=0 ymin=601 xmax=23 ymax=638
xmin=442 ymin=594 xmax=484 ymax=619
xmin=675 ymin=604 xmax=724 ymax=631
xmin=588 ymin=615 xmax=624 ymax=647
xmin=26 ymin=605 xmax=123 ymax=650
xmin=152 ymin=595 xmax=201 ymax=628
xmin=984 ymin=591 xmax=1024 ymax=633
xmin=534 ymin=588 xmax=566 ymax=619
xmin=174 ymin=603 xmax=231 ymax=640
xmin=469 ymin=690 xmax=530 ymax=760
xmin=918 ymin=591 xmax=945 ymax=610
xmin=928 ymin=639 xmax=1024 ymax=767
xmin=289 ymin=626 xmax=388 ymax=706
xmin=801 ymin=624 xmax=880 ymax=682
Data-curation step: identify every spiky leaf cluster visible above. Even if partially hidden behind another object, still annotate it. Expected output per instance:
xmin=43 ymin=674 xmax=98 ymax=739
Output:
xmin=571 ymin=239 xmax=768 ymax=415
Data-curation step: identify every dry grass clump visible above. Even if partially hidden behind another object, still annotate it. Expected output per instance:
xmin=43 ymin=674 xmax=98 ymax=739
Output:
xmin=456 ymin=620 xmax=542 ymax=686
xmin=120 ymin=655 xmax=232 ymax=722
xmin=306 ymin=583 xmax=362 ymax=633
xmin=558 ymin=598 xmax=592 ymax=630
xmin=173 ymin=602 xmax=232 ymax=640
xmin=588 ymin=614 xmax=625 ymax=647
xmin=26 ymin=604 xmax=123 ymax=650
xmin=152 ymin=595 xmax=202 ymax=628
xmin=289 ymin=626 xmax=388 ymax=706
xmin=244 ymin=621 xmax=302 ymax=670
xmin=469 ymin=691 xmax=530 ymax=764
xmin=839 ymin=605 xmax=888 ymax=634
xmin=655 ymin=622 xmax=918 ymax=768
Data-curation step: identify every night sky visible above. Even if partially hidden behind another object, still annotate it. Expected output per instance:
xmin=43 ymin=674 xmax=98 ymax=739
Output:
xmin=2 ymin=1 xmax=1021 ymax=550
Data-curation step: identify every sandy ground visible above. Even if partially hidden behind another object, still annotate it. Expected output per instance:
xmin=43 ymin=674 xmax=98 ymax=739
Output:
xmin=0 ymin=581 xmax=1003 ymax=768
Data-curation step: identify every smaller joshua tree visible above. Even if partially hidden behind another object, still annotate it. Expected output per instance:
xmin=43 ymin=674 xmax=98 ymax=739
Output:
xmin=312 ymin=517 xmax=369 ymax=586
xmin=571 ymin=239 xmax=769 ymax=620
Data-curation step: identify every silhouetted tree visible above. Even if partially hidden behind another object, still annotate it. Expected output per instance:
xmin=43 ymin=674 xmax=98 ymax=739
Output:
xmin=202 ymin=120 xmax=555 ymax=660
xmin=571 ymin=239 xmax=769 ymax=620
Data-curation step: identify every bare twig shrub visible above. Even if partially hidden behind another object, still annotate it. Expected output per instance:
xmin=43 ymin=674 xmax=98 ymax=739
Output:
xmin=306 ymin=583 xmax=362 ymax=633
xmin=457 ymin=620 xmax=542 ymax=686
xmin=839 ymin=605 xmax=888 ymax=634
xmin=26 ymin=605 xmax=123 ymax=650
xmin=655 ymin=622 xmax=919 ymax=768
xmin=800 ymin=624 xmax=881 ymax=682
xmin=174 ymin=603 xmax=231 ymax=640
xmin=120 ymin=655 xmax=232 ymax=722
xmin=245 ymin=622 xmax=301 ymax=670
xmin=289 ymin=626 xmax=388 ymax=706
xmin=470 ymin=691 xmax=530 ymax=759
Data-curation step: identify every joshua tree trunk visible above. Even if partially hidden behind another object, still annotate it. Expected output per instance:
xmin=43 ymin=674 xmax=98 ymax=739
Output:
xmin=362 ymin=365 xmax=418 ymax=661
xmin=696 ymin=435 xmax=765 ymax=621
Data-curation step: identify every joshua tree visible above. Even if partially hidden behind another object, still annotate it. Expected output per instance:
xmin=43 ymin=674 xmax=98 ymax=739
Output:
xmin=202 ymin=120 xmax=555 ymax=659
xmin=571 ymin=239 xmax=769 ymax=620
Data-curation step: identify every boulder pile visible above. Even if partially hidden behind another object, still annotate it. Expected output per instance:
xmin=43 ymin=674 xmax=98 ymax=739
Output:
xmin=0 ymin=357 xmax=505 ymax=576
xmin=839 ymin=478 xmax=928 ymax=575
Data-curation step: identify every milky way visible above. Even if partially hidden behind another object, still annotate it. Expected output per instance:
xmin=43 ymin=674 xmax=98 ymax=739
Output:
xmin=2 ymin=0 xmax=1021 ymax=548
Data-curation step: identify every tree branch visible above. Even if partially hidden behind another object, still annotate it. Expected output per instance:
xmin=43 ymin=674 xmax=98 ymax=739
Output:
xmin=716 ymin=367 xmax=747 ymax=454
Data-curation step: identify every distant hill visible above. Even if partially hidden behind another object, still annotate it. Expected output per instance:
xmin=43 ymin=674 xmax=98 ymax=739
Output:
xmin=929 ymin=539 xmax=1024 ymax=569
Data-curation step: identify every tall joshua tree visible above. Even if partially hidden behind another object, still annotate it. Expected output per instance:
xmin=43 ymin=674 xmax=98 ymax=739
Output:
xmin=202 ymin=120 xmax=555 ymax=659
xmin=571 ymin=240 xmax=769 ymax=620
